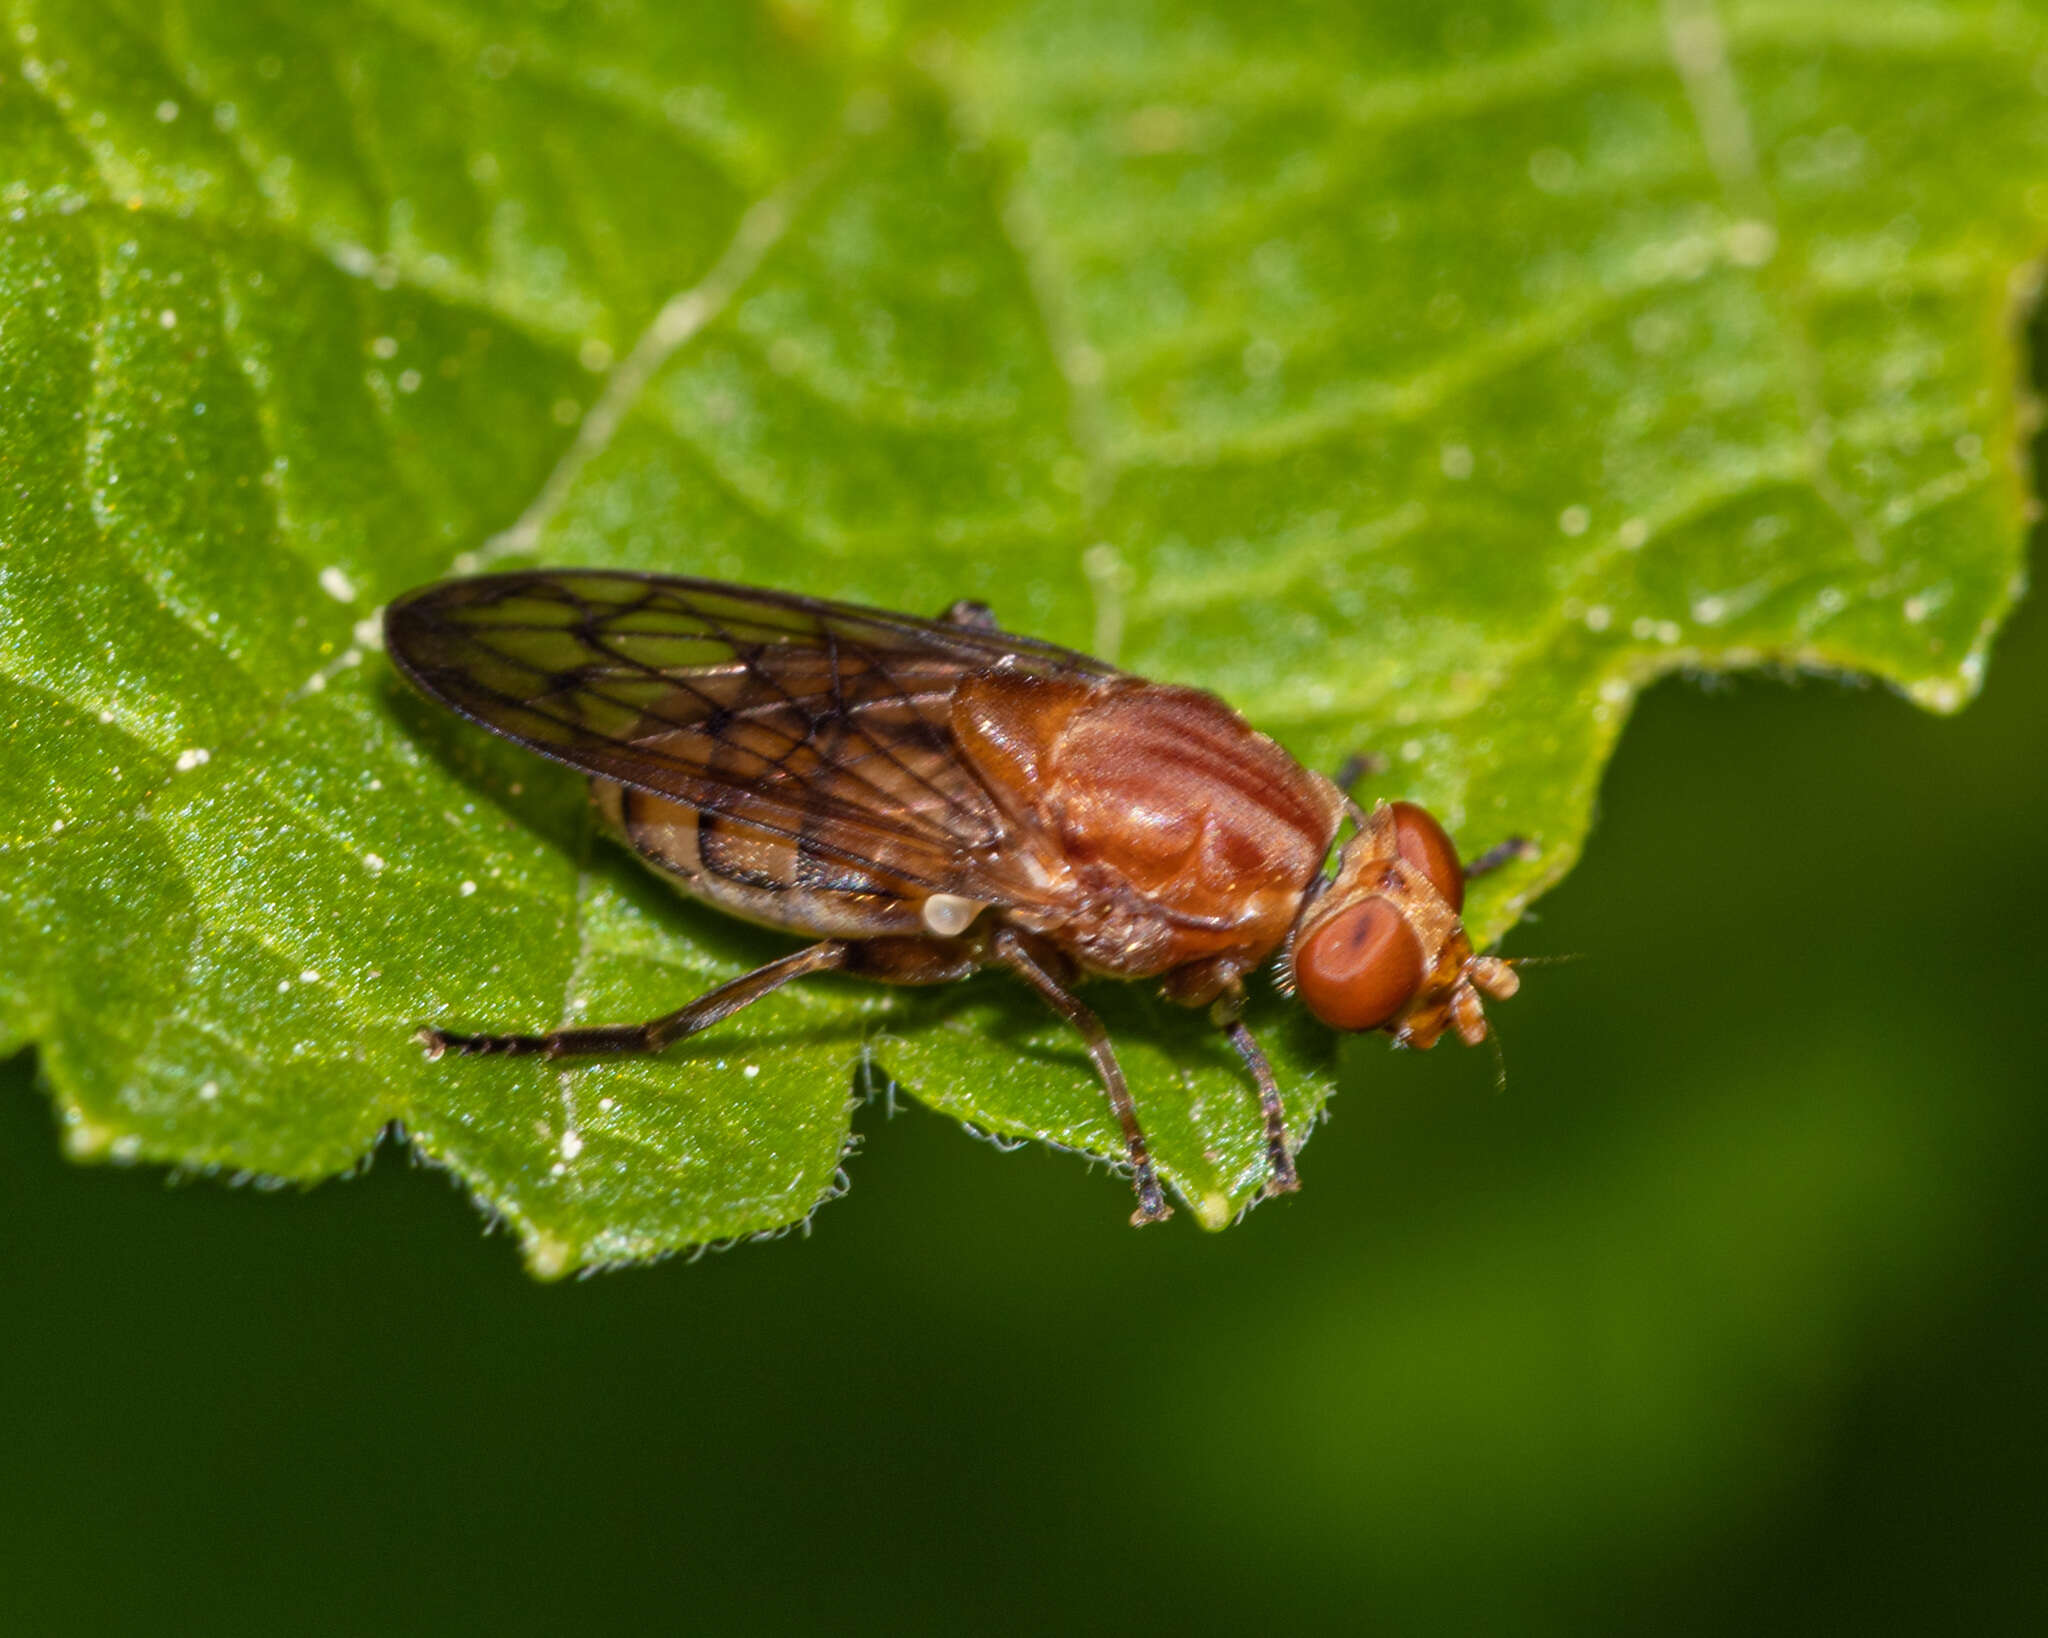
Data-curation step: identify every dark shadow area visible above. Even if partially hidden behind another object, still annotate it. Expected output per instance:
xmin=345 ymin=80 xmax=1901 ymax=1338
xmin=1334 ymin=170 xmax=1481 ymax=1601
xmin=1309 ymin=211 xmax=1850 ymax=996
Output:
xmin=380 ymin=670 xmax=595 ymax=863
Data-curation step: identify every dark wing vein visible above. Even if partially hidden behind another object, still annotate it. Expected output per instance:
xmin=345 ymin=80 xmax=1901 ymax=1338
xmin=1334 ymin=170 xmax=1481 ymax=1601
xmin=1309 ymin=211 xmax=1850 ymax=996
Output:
xmin=676 ymin=599 xmax=981 ymax=832
xmin=384 ymin=570 xmax=1115 ymax=902
xmin=585 ymin=619 xmax=930 ymax=823
xmin=404 ymin=650 xmax=975 ymax=892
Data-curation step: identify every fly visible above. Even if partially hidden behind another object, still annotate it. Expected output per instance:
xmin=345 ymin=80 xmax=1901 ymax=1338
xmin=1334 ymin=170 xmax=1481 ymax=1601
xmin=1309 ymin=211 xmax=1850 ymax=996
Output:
xmin=383 ymin=571 xmax=1531 ymax=1225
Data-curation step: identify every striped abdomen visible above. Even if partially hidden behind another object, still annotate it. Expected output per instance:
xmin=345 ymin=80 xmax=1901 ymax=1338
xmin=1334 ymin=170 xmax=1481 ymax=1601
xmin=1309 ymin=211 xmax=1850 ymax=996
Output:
xmin=592 ymin=779 xmax=937 ymax=940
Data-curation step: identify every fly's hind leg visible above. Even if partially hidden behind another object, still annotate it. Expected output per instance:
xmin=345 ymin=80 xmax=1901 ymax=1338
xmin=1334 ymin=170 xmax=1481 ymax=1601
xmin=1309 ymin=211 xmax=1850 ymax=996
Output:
xmin=418 ymin=940 xmax=851 ymax=1060
xmin=992 ymin=926 xmax=1170 ymax=1226
xmin=938 ymin=598 xmax=1000 ymax=632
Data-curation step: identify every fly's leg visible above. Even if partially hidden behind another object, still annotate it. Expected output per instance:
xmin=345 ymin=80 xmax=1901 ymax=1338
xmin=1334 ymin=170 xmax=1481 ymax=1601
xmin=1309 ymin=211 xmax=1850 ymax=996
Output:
xmin=1332 ymin=751 xmax=1387 ymax=792
xmin=1166 ymin=963 xmax=1297 ymax=1199
xmin=938 ymin=598 xmax=1000 ymax=632
xmin=1219 ymin=1017 xmax=1298 ymax=1197
xmin=418 ymin=940 xmax=850 ymax=1059
xmin=992 ymin=926 xmax=1170 ymax=1226
xmin=1465 ymin=836 xmax=1538 ymax=882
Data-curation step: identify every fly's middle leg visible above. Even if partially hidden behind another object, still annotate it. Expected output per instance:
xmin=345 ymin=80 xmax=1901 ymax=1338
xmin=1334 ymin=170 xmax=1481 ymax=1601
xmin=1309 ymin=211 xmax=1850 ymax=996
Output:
xmin=992 ymin=926 xmax=1170 ymax=1226
xmin=1218 ymin=1015 xmax=1299 ymax=1197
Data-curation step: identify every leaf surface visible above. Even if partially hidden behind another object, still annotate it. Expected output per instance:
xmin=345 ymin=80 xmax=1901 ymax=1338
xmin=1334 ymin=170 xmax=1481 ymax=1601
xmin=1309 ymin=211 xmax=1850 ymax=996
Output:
xmin=1 ymin=0 xmax=2039 ymax=1269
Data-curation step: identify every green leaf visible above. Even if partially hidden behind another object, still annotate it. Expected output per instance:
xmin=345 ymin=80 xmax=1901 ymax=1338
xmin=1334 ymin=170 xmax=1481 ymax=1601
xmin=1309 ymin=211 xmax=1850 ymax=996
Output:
xmin=1 ymin=0 xmax=2037 ymax=1272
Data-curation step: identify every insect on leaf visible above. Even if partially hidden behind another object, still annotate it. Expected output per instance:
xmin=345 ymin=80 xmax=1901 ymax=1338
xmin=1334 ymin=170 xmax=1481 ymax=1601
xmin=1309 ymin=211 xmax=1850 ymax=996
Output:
xmin=0 ymin=0 xmax=2038 ymax=1272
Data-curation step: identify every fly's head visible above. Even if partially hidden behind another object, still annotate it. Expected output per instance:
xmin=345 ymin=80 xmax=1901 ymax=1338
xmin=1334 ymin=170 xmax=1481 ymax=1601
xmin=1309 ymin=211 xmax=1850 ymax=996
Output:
xmin=1284 ymin=801 xmax=1519 ymax=1048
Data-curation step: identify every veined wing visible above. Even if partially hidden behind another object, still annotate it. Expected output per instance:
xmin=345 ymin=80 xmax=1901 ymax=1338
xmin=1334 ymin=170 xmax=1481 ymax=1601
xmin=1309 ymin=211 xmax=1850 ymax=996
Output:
xmin=383 ymin=570 xmax=1116 ymax=903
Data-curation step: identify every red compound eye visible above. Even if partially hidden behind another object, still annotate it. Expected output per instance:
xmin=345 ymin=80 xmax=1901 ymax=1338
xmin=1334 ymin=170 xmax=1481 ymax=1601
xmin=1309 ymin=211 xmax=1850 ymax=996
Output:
xmin=1294 ymin=898 xmax=1425 ymax=1033
xmin=1389 ymin=800 xmax=1464 ymax=911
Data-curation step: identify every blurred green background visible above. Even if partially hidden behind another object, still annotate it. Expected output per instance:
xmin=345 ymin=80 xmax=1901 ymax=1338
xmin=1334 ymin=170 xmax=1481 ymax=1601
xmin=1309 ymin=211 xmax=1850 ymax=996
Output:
xmin=4 ymin=430 xmax=2045 ymax=1638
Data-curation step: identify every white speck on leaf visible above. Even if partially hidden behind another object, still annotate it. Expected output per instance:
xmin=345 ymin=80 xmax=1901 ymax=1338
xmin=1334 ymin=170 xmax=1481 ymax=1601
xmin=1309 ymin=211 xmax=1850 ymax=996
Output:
xmin=1727 ymin=220 xmax=1776 ymax=266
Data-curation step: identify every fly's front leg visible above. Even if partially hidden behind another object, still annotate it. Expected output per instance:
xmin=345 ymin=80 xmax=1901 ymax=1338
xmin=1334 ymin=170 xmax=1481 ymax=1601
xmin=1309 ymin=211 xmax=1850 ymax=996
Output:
xmin=992 ymin=926 xmax=1170 ymax=1226
xmin=418 ymin=940 xmax=851 ymax=1059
